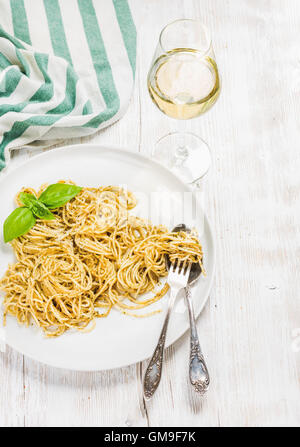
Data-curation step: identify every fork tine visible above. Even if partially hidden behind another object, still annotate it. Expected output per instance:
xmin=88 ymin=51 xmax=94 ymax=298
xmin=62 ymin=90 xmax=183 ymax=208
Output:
xmin=179 ymin=260 xmax=191 ymax=276
xmin=171 ymin=259 xmax=180 ymax=272
xmin=184 ymin=262 xmax=192 ymax=276
xmin=180 ymin=260 xmax=186 ymax=274
xmin=176 ymin=260 xmax=183 ymax=274
xmin=170 ymin=260 xmax=192 ymax=280
xmin=178 ymin=260 xmax=186 ymax=275
xmin=181 ymin=260 xmax=187 ymax=274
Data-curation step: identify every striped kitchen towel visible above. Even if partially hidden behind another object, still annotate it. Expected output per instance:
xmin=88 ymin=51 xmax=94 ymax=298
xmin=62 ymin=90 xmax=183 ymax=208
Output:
xmin=0 ymin=0 xmax=136 ymax=171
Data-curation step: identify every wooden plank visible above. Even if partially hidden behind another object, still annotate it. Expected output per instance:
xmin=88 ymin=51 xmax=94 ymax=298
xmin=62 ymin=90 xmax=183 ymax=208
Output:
xmin=134 ymin=0 xmax=300 ymax=426
xmin=0 ymin=347 xmax=24 ymax=427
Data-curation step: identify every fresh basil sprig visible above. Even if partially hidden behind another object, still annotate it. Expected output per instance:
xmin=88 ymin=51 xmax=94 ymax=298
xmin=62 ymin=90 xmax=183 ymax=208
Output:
xmin=19 ymin=192 xmax=55 ymax=220
xmin=3 ymin=183 xmax=82 ymax=243
xmin=39 ymin=184 xmax=82 ymax=209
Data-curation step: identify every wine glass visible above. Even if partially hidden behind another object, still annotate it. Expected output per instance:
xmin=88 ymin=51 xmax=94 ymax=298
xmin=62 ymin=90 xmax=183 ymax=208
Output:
xmin=148 ymin=19 xmax=220 ymax=185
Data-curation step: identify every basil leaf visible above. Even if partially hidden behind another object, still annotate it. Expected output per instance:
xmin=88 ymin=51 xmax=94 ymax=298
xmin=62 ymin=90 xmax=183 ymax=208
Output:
xmin=31 ymin=202 xmax=55 ymax=220
xmin=39 ymin=184 xmax=82 ymax=209
xmin=3 ymin=207 xmax=36 ymax=243
xmin=19 ymin=192 xmax=38 ymax=208
xmin=19 ymin=192 xmax=55 ymax=220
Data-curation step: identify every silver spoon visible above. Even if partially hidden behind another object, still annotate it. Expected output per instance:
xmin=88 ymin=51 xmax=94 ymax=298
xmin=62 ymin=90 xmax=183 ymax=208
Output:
xmin=171 ymin=224 xmax=210 ymax=395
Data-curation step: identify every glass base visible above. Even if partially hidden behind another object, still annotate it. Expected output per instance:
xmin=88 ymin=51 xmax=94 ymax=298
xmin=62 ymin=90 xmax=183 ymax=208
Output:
xmin=152 ymin=132 xmax=211 ymax=185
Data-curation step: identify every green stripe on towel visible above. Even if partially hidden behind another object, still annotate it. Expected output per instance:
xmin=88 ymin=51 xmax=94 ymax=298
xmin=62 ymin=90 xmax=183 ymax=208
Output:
xmin=43 ymin=0 xmax=73 ymax=65
xmin=10 ymin=0 xmax=32 ymax=44
xmin=78 ymin=0 xmax=120 ymax=127
xmin=112 ymin=0 xmax=136 ymax=76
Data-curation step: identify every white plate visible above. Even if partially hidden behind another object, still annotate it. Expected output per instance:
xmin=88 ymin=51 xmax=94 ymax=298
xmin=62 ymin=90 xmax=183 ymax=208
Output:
xmin=0 ymin=144 xmax=215 ymax=371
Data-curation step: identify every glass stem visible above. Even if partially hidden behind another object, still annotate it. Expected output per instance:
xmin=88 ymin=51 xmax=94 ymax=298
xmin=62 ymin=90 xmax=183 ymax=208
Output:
xmin=174 ymin=134 xmax=188 ymax=165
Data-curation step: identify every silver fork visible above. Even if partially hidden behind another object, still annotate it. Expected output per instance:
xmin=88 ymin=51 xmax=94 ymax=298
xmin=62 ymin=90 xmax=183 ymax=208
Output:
xmin=143 ymin=261 xmax=191 ymax=400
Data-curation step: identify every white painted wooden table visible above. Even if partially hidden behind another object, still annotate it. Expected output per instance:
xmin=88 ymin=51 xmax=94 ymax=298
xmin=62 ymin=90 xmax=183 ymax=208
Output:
xmin=0 ymin=0 xmax=299 ymax=427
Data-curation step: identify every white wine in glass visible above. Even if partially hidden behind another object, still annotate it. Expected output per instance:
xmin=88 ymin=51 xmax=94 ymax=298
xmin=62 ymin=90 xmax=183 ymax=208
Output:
xmin=148 ymin=48 xmax=220 ymax=120
xmin=148 ymin=19 xmax=220 ymax=184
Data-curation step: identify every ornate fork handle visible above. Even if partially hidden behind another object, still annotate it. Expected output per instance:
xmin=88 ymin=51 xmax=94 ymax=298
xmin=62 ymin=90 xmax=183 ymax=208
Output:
xmin=143 ymin=288 xmax=178 ymax=400
xmin=185 ymin=286 xmax=210 ymax=394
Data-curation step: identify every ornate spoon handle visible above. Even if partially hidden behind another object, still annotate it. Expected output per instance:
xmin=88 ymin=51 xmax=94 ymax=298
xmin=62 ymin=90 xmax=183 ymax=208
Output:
xmin=185 ymin=286 xmax=210 ymax=394
xmin=143 ymin=288 xmax=178 ymax=400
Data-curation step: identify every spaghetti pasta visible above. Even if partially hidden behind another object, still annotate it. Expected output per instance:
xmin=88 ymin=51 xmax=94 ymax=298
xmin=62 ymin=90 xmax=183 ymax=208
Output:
xmin=0 ymin=183 xmax=204 ymax=337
